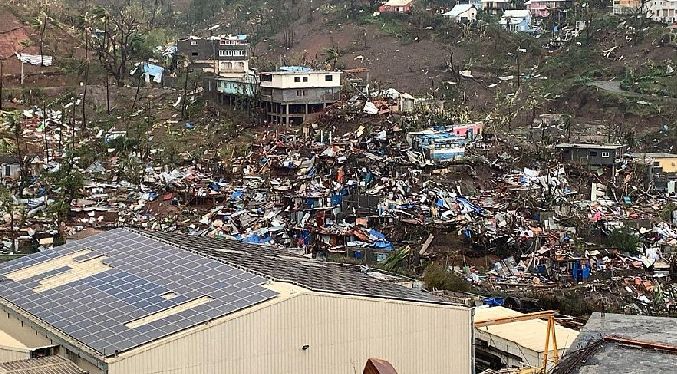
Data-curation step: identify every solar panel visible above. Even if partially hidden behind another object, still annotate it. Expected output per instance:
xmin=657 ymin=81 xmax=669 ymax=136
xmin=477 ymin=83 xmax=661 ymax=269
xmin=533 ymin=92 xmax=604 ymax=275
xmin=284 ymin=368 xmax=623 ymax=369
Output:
xmin=0 ymin=229 xmax=278 ymax=356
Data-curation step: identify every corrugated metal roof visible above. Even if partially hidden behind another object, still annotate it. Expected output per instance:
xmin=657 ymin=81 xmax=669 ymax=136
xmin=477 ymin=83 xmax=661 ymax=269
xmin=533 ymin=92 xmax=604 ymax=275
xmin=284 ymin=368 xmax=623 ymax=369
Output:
xmin=474 ymin=306 xmax=579 ymax=353
xmin=141 ymin=229 xmax=444 ymax=304
xmin=0 ymin=356 xmax=86 ymax=374
xmin=555 ymin=143 xmax=624 ymax=150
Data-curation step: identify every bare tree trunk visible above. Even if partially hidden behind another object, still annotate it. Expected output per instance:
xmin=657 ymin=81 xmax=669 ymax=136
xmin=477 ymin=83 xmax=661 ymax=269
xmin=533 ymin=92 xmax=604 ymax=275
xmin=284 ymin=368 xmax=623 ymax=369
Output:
xmin=40 ymin=14 xmax=48 ymax=66
xmin=131 ymin=73 xmax=143 ymax=112
xmin=81 ymin=63 xmax=89 ymax=130
xmin=43 ymin=101 xmax=49 ymax=163
xmin=13 ymin=118 xmax=25 ymax=198
xmin=59 ymin=103 xmax=64 ymax=155
xmin=9 ymin=205 xmax=14 ymax=252
xmin=71 ymin=95 xmax=76 ymax=151
xmin=105 ymin=73 xmax=111 ymax=114
xmin=182 ymin=64 xmax=189 ymax=119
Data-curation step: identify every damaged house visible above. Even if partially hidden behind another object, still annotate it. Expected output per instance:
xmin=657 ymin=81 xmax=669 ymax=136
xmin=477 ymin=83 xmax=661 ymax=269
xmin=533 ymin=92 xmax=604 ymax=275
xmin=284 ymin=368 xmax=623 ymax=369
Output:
xmin=259 ymin=67 xmax=342 ymax=125
xmin=555 ymin=143 xmax=625 ymax=171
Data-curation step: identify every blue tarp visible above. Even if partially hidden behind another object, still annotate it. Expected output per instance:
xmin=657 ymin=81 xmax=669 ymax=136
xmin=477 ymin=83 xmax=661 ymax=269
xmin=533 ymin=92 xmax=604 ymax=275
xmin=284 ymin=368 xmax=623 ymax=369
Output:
xmin=456 ymin=196 xmax=483 ymax=214
xmin=368 ymin=229 xmax=386 ymax=240
xmin=143 ymin=63 xmax=164 ymax=83
xmin=301 ymin=229 xmax=311 ymax=245
xmin=208 ymin=182 xmax=220 ymax=191
xmin=484 ymin=297 xmax=505 ymax=307
xmin=373 ymin=240 xmax=394 ymax=251
xmin=230 ymin=190 xmax=244 ymax=200
xmin=330 ymin=194 xmax=343 ymax=206
xmin=241 ymin=232 xmax=272 ymax=245
xmin=280 ymin=66 xmax=313 ymax=72
xmin=572 ymin=261 xmax=591 ymax=282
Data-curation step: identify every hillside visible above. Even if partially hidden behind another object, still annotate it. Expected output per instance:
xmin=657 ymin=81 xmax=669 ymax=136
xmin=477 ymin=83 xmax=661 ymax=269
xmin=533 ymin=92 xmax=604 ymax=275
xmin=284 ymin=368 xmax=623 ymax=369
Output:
xmin=0 ymin=0 xmax=674 ymax=142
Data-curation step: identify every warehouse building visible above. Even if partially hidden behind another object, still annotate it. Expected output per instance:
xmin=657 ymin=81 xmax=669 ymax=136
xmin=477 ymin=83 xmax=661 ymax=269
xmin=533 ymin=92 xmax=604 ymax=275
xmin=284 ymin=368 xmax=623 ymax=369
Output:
xmin=0 ymin=229 xmax=473 ymax=374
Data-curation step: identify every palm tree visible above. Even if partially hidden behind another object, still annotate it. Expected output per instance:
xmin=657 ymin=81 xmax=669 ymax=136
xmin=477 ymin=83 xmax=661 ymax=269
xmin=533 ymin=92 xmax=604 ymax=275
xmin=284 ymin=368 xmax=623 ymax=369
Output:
xmin=323 ymin=47 xmax=341 ymax=70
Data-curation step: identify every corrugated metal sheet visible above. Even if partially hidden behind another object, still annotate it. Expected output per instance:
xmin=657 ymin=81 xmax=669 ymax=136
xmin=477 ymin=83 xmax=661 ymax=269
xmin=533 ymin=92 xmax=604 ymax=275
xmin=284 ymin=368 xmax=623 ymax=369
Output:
xmin=0 ymin=348 xmax=28 ymax=365
xmin=108 ymin=291 xmax=472 ymax=374
xmin=0 ymin=355 xmax=86 ymax=374
xmin=474 ymin=306 xmax=579 ymax=353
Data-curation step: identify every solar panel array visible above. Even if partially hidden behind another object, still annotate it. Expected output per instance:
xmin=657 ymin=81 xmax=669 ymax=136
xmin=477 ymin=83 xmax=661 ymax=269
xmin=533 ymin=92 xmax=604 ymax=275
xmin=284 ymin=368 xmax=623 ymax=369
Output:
xmin=0 ymin=229 xmax=278 ymax=356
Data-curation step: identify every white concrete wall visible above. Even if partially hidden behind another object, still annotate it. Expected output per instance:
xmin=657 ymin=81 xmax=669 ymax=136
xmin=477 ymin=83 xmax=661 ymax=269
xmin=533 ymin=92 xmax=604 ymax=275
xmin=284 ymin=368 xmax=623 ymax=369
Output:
xmin=108 ymin=292 xmax=472 ymax=374
xmin=0 ymin=305 xmax=104 ymax=373
xmin=0 ymin=163 xmax=20 ymax=179
xmin=261 ymin=72 xmax=342 ymax=89
xmin=0 ymin=306 xmax=53 ymax=349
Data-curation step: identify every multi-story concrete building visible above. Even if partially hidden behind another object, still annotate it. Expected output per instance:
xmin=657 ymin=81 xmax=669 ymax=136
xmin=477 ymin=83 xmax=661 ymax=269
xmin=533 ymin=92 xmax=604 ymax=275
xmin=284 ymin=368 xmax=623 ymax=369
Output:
xmin=525 ymin=0 xmax=573 ymax=18
xmin=378 ymin=0 xmax=414 ymax=13
xmin=647 ymin=0 xmax=677 ymax=22
xmin=178 ymin=34 xmax=260 ymax=106
xmin=481 ymin=0 xmax=512 ymax=14
xmin=613 ymin=0 xmax=643 ymax=14
xmin=259 ymin=67 xmax=342 ymax=125
xmin=0 ymin=228 xmax=473 ymax=374
xmin=176 ymin=35 xmax=249 ymax=77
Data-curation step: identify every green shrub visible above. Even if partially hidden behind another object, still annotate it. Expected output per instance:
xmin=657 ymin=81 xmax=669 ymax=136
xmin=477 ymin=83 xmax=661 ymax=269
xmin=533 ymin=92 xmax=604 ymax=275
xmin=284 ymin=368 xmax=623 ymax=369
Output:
xmin=423 ymin=263 xmax=470 ymax=292
xmin=606 ymin=226 xmax=641 ymax=255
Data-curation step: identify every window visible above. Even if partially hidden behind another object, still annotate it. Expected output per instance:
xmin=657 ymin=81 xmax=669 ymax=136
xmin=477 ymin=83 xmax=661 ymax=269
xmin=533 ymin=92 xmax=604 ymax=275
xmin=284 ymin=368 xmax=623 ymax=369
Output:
xmin=219 ymin=50 xmax=241 ymax=57
xmin=261 ymin=74 xmax=273 ymax=82
xmin=303 ymin=77 xmax=308 ymax=82
xmin=325 ymin=74 xmax=333 ymax=81
xmin=190 ymin=40 xmax=197 ymax=46
xmin=601 ymin=152 xmax=610 ymax=158
xmin=191 ymin=52 xmax=198 ymax=56
xmin=589 ymin=151 xmax=598 ymax=157
xmin=296 ymin=89 xmax=306 ymax=97
xmin=294 ymin=77 xmax=301 ymax=82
